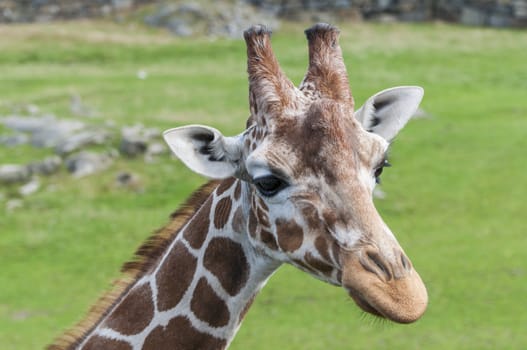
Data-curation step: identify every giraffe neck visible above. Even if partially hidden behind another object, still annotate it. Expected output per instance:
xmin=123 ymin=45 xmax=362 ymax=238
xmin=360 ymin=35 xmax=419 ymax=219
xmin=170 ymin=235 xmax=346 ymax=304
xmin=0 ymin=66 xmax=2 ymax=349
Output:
xmin=75 ymin=178 xmax=281 ymax=350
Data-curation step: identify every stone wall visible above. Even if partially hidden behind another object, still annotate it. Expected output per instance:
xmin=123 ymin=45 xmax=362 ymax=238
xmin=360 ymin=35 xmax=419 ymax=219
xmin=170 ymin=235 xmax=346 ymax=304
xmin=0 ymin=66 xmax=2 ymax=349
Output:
xmin=0 ymin=0 xmax=152 ymax=23
xmin=250 ymin=0 xmax=527 ymax=27
xmin=0 ymin=0 xmax=526 ymax=27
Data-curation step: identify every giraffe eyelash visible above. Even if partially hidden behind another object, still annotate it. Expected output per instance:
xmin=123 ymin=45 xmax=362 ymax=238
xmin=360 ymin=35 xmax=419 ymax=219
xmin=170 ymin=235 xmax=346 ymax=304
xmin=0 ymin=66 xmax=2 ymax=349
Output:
xmin=374 ymin=158 xmax=391 ymax=184
xmin=253 ymin=175 xmax=289 ymax=197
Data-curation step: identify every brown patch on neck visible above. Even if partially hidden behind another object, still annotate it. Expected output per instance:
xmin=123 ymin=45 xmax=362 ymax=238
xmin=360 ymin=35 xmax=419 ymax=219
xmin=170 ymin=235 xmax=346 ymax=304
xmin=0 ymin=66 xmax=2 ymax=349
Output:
xmin=47 ymin=180 xmax=221 ymax=350
xmin=203 ymin=237 xmax=250 ymax=296
xmin=231 ymin=206 xmax=245 ymax=234
xmin=184 ymin=196 xmax=213 ymax=249
xmin=102 ymin=283 xmax=154 ymax=335
xmin=214 ymin=196 xmax=233 ymax=230
xmin=191 ymin=277 xmax=230 ymax=327
xmin=216 ymin=177 xmax=236 ymax=196
xmin=256 ymin=206 xmax=270 ymax=228
xmin=233 ymin=180 xmax=242 ymax=201
xmin=143 ymin=316 xmax=227 ymax=350
xmin=156 ymin=241 xmax=198 ymax=311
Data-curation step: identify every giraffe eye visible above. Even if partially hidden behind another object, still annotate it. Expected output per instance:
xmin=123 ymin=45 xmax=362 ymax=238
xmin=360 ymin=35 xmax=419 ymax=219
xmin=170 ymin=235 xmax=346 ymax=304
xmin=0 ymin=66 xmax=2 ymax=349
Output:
xmin=374 ymin=159 xmax=391 ymax=184
xmin=253 ymin=175 xmax=288 ymax=197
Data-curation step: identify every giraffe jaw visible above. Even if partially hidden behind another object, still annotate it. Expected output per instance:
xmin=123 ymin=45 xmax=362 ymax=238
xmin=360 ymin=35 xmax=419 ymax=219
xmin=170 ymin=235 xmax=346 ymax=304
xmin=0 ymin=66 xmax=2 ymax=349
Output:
xmin=341 ymin=253 xmax=428 ymax=324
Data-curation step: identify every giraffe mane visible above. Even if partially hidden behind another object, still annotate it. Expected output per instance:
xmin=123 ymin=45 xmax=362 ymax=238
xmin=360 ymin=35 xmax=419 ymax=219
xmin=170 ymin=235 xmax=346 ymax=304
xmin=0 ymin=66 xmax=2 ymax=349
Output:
xmin=48 ymin=180 xmax=221 ymax=350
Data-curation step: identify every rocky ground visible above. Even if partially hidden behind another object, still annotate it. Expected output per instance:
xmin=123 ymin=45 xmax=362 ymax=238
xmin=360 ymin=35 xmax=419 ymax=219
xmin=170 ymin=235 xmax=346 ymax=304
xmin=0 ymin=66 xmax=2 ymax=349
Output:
xmin=0 ymin=99 xmax=169 ymax=211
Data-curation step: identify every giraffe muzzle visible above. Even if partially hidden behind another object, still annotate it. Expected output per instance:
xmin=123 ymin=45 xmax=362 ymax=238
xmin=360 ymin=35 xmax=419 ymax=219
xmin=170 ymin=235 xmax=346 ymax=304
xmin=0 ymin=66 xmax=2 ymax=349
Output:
xmin=341 ymin=248 xmax=428 ymax=323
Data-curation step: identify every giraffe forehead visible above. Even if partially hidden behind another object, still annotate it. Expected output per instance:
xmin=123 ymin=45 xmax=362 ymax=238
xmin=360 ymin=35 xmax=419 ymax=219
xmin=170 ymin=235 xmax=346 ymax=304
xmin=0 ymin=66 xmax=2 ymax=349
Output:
xmin=263 ymin=102 xmax=386 ymax=181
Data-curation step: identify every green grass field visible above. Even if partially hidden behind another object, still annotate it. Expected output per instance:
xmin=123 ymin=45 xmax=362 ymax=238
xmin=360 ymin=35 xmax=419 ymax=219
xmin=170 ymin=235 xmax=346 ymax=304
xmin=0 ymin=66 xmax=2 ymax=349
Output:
xmin=1 ymin=20 xmax=526 ymax=349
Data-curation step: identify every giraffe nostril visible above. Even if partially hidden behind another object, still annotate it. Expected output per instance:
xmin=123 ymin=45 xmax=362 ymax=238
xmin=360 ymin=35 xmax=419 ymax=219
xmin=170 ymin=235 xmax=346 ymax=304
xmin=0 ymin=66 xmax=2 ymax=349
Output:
xmin=400 ymin=253 xmax=412 ymax=272
xmin=364 ymin=251 xmax=392 ymax=281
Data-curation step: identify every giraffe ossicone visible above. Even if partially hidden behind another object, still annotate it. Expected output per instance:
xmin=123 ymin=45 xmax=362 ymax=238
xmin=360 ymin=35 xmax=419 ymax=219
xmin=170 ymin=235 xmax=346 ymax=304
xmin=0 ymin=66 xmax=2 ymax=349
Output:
xmin=50 ymin=23 xmax=427 ymax=350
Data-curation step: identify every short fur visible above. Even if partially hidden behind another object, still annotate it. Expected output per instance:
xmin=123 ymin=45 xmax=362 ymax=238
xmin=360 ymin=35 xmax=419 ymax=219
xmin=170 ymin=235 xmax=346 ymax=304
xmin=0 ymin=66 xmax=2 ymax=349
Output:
xmin=48 ymin=180 xmax=221 ymax=350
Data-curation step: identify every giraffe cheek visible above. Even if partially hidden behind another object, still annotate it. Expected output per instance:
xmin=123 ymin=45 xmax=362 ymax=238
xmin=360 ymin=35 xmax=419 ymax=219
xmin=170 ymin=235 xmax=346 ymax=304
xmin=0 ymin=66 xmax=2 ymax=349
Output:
xmin=275 ymin=218 xmax=304 ymax=252
xmin=260 ymin=229 xmax=278 ymax=250
xmin=300 ymin=203 xmax=323 ymax=231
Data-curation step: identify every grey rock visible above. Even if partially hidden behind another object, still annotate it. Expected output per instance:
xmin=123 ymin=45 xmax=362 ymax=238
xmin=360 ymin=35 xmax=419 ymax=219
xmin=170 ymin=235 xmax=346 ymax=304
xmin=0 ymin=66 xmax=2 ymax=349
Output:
xmin=144 ymin=141 xmax=167 ymax=163
xmin=2 ymin=7 xmax=19 ymax=22
xmin=55 ymin=129 xmax=111 ymax=155
xmin=120 ymin=124 xmax=160 ymax=157
xmin=1 ymin=115 xmax=84 ymax=148
xmin=178 ymin=3 xmax=206 ymax=17
xmin=489 ymin=13 xmax=513 ymax=27
xmin=377 ymin=0 xmax=393 ymax=10
xmin=399 ymin=10 xmax=429 ymax=22
xmin=145 ymin=1 xmax=280 ymax=38
xmin=121 ymin=124 xmax=158 ymax=140
xmin=146 ymin=142 xmax=167 ymax=156
xmin=116 ymin=171 xmax=132 ymax=185
xmin=112 ymin=0 xmax=132 ymax=10
xmin=0 ymin=164 xmax=31 ymax=184
xmin=461 ymin=6 xmax=487 ymax=26
xmin=28 ymin=156 xmax=62 ymax=176
xmin=0 ymin=133 xmax=29 ymax=147
xmin=120 ymin=137 xmax=147 ymax=157
xmin=19 ymin=178 xmax=40 ymax=196
xmin=144 ymin=3 xmax=178 ymax=26
xmin=6 ymin=199 xmax=23 ymax=212
xmin=65 ymin=151 xmax=113 ymax=178
xmin=514 ymin=0 xmax=527 ymax=18
xmin=116 ymin=171 xmax=143 ymax=192
xmin=143 ymin=127 xmax=161 ymax=141
xmin=166 ymin=18 xmax=193 ymax=36
xmin=101 ymin=4 xmax=112 ymax=16
xmin=31 ymin=120 xmax=85 ymax=148
xmin=2 ymin=115 xmax=56 ymax=133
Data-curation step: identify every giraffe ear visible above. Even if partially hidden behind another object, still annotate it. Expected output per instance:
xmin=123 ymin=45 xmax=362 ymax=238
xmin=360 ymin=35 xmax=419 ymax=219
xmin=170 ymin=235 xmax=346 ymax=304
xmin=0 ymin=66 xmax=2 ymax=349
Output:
xmin=354 ymin=86 xmax=424 ymax=142
xmin=163 ymin=125 xmax=243 ymax=179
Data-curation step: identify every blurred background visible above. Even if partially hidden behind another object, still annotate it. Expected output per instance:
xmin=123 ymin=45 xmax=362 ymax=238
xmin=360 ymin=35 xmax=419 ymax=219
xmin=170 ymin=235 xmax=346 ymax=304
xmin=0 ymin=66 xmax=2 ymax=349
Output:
xmin=0 ymin=1 xmax=526 ymax=349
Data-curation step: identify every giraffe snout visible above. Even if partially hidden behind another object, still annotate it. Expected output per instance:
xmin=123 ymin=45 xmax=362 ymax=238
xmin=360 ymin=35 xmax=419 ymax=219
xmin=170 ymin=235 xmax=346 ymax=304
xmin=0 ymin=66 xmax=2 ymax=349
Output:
xmin=341 ymin=246 xmax=428 ymax=324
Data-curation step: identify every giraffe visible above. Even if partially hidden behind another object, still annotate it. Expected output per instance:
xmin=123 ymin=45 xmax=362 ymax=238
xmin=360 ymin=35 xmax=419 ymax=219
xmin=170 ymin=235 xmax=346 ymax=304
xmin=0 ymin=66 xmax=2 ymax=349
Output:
xmin=49 ymin=23 xmax=428 ymax=350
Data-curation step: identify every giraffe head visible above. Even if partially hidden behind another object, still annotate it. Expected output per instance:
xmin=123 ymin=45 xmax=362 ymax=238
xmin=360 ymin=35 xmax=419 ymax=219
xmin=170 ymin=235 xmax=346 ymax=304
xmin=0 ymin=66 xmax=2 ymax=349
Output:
xmin=164 ymin=24 xmax=427 ymax=323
